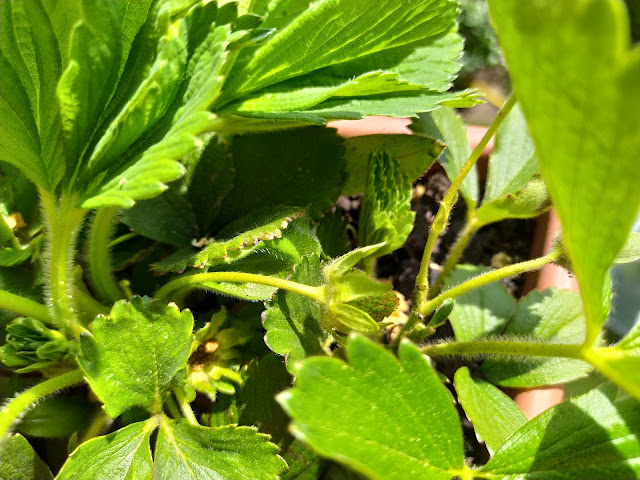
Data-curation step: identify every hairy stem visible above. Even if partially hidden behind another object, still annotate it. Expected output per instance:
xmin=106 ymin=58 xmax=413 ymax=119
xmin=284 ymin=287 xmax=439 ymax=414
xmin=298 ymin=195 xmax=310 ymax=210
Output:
xmin=423 ymin=250 xmax=560 ymax=318
xmin=40 ymin=191 xmax=87 ymax=338
xmin=0 ymin=290 xmax=52 ymax=324
xmin=421 ymin=339 xmax=584 ymax=360
xmin=412 ymin=95 xmax=517 ymax=316
xmin=429 ymin=217 xmax=480 ymax=298
xmin=89 ymin=207 xmax=124 ymax=303
xmin=0 ymin=370 xmax=85 ymax=442
xmin=155 ymin=272 xmax=327 ymax=303
xmin=174 ymin=388 xmax=198 ymax=426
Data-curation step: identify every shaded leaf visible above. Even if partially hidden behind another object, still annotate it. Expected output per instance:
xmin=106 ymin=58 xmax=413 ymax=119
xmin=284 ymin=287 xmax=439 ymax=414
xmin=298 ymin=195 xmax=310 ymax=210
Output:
xmin=19 ymin=396 xmax=94 ymax=439
xmin=278 ymin=336 xmax=466 ymax=480
xmin=454 ymin=367 xmax=526 ymax=454
xmin=413 ymin=107 xmax=477 ymax=209
xmin=481 ymin=102 xmax=538 ymax=204
xmin=214 ymin=127 xmax=345 ymax=226
xmin=79 ymin=297 xmax=193 ymax=417
xmin=121 ymin=184 xmax=197 ymax=247
xmin=341 ymin=134 xmax=443 ymax=196
xmin=481 ymin=288 xmax=592 ymax=387
xmin=481 ymin=386 xmax=640 ymax=479
xmin=443 ymin=265 xmax=515 ymax=341
xmin=615 ymin=232 xmax=640 ymax=264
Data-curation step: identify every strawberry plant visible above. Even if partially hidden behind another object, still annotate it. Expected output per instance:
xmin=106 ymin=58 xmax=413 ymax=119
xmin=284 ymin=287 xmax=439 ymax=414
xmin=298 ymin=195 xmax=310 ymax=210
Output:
xmin=1 ymin=0 xmax=639 ymax=479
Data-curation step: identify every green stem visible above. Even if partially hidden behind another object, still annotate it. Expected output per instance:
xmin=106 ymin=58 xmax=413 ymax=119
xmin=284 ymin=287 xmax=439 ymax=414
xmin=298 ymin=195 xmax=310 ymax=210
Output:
xmin=0 ymin=370 xmax=85 ymax=442
xmin=423 ymin=250 xmax=559 ymax=318
xmin=164 ymin=393 xmax=182 ymax=420
xmin=89 ymin=207 xmax=123 ymax=303
xmin=40 ymin=191 xmax=87 ymax=338
xmin=174 ymin=388 xmax=198 ymax=426
xmin=430 ymin=217 xmax=480 ymax=298
xmin=155 ymin=272 xmax=326 ymax=303
xmin=74 ymin=289 xmax=110 ymax=320
xmin=421 ymin=339 xmax=584 ymax=360
xmin=0 ymin=213 xmax=22 ymax=249
xmin=79 ymin=412 xmax=112 ymax=444
xmin=0 ymin=290 xmax=52 ymax=325
xmin=412 ymin=95 xmax=517 ymax=316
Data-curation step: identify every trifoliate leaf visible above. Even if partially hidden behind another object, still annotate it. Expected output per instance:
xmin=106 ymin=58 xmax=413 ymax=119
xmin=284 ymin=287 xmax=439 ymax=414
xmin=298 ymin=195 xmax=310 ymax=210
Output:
xmin=79 ymin=297 xmax=193 ymax=417
xmin=480 ymin=288 xmax=592 ymax=387
xmin=443 ymin=265 xmax=516 ymax=341
xmin=278 ymin=337 xmax=467 ymax=480
xmin=154 ymin=418 xmax=286 ymax=480
xmin=263 ymin=254 xmax=328 ymax=374
xmin=0 ymin=434 xmax=53 ymax=480
xmin=57 ymin=420 xmax=155 ymax=480
xmin=413 ymin=107 xmax=478 ymax=209
xmin=454 ymin=367 xmax=527 ymax=454
xmin=341 ymin=134 xmax=444 ymax=196
xmin=481 ymin=386 xmax=640 ymax=479
xmin=488 ymin=0 xmax=640 ymax=346
xmin=358 ymin=152 xmax=415 ymax=258
xmin=219 ymin=0 xmax=459 ymax=100
xmin=0 ymin=1 xmax=69 ymax=192
xmin=57 ymin=1 xmax=152 ymax=163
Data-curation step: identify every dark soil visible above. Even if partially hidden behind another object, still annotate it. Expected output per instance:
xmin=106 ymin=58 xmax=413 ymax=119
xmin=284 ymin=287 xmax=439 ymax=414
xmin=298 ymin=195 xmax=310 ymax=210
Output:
xmin=341 ymin=164 xmax=535 ymax=303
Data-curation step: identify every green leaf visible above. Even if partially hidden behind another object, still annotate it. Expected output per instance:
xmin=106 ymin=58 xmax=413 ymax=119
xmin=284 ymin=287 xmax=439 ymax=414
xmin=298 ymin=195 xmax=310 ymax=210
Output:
xmin=0 ymin=1 xmax=68 ymax=192
xmin=153 ymin=207 xmax=304 ymax=272
xmin=239 ymin=354 xmax=323 ymax=479
xmin=316 ymin=211 xmax=352 ymax=258
xmin=443 ymin=265 xmax=516 ymax=341
xmin=214 ymin=127 xmax=345 ymax=226
xmin=0 ymin=245 xmax=34 ymax=267
xmin=227 ymin=71 xmax=424 ymax=115
xmin=341 ymin=134 xmax=443 ymax=196
xmin=121 ymin=183 xmax=197 ymax=247
xmin=413 ymin=107 xmax=478 ymax=209
xmin=263 ymin=254 xmax=328 ymax=374
xmin=154 ymin=418 xmax=286 ymax=480
xmin=475 ymin=174 xmax=550 ymax=226
xmin=481 ymin=386 xmax=640 ymax=479
xmin=56 ymin=1 xmax=152 ymax=163
xmin=219 ymin=0 xmax=459 ymax=101
xmin=482 ymin=103 xmax=538 ymax=204
xmin=454 ymin=367 xmax=527 ymax=455
xmin=488 ymin=0 xmax=640 ymax=345
xmin=615 ymin=232 xmax=640 ymax=264
xmin=57 ymin=420 xmax=154 ymax=480
xmin=186 ymin=136 xmax=234 ymax=235
xmin=0 ymin=434 xmax=53 ymax=480
xmin=358 ymin=152 xmax=415 ymax=258
xmin=280 ymin=336 xmax=467 ymax=479
xmin=481 ymin=288 xmax=592 ymax=387
xmin=79 ymin=296 xmax=193 ymax=417
xmin=323 ymin=243 xmax=386 ymax=280
xmin=19 ymin=396 xmax=94 ymax=438
xmin=80 ymin=21 xmax=230 ymax=209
